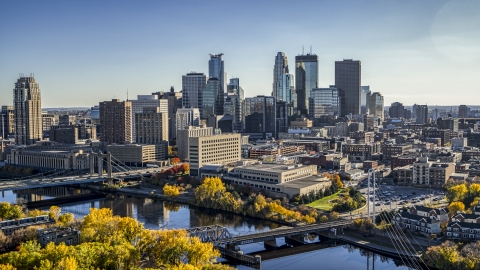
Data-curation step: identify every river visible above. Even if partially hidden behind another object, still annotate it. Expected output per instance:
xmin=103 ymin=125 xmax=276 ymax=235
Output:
xmin=1 ymin=187 xmax=412 ymax=269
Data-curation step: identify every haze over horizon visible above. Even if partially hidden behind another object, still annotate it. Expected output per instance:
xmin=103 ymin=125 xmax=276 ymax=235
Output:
xmin=1 ymin=0 xmax=479 ymax=107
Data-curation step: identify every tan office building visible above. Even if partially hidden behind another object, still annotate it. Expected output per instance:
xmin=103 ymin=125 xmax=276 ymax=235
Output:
xmin=189 ymin=133 xmax=241 ymax=176
xmin=135 ymin=107 xmax=168 ymax=144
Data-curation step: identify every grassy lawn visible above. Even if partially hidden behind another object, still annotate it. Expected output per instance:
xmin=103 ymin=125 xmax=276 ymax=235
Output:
xmin=307 ymin=191 xmax=342 ymax=210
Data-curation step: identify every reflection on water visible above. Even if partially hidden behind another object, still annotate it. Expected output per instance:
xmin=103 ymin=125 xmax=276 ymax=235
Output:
xmin=1 ymin=187 xmax=279 ymax=234
xmin=239 ymin=244 xmax=411 ymax=270
xmin=1 ymin=188 xmax=411 ymax=269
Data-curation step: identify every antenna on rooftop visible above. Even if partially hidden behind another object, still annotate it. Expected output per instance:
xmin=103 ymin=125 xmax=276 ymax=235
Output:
xmin=302 ymin=46 xmax=304 ymax=55
xmin=127 ymin=88 xmax=129 ymax=101
xmin=310 ymin=45 xmax=312 ymax=54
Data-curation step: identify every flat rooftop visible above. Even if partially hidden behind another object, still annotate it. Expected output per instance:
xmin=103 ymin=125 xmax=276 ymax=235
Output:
xmin=277 ymin=176 xmax=330 ymax=189
xmin=235 ymin=163 xmax=311 ymax=173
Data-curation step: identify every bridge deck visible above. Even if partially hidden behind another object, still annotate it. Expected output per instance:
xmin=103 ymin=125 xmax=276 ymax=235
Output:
xmin=232 ymin=220 xmax=352 ymax=245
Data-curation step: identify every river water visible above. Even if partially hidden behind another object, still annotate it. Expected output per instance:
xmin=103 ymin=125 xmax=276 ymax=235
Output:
xmin=1 ymin=187 xmax=411 ymax=269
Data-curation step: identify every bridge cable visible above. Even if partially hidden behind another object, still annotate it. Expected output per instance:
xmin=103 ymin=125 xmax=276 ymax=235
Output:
xmin=372 ymin=186 xmax=425 ymax=270
xmin=372 ymin=185 xmax=429 ymax=270
xmin=371 ymin=185 xmax=422 ymax=270
xmin=375 ymin=185 xmax=441 ymax=270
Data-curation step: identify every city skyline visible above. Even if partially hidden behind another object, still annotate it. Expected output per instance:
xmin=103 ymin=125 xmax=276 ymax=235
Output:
xmin=1 ymin=0 xmax=479 ymax=107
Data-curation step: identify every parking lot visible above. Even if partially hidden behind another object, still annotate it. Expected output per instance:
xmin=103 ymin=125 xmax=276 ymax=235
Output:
xmin=356 ymin=181 xmax=448 ymax=213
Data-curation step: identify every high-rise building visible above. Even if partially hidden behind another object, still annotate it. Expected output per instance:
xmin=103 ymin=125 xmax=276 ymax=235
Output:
xmin=389 ymin=102 xmax=405 ymax=118
xmin=309 ymin=86 xmax=342 ymax=119
xmin=227 ymin=78 xmax=245 ymax=131
xmin=458 ymin=105 xmax=469 ymax=118
xmin=295 ymin=53 xmax=318 ymax=116
xmin=244 ymin=96 xmax=276 ymax=137
xmin=130 ymin=95 xmax=168 ymax=142
xmin=14 ymin=76 xmax=42 ymax=145
xmin=209 ymin=53 xmax=226 ymax=91
xmin=201 ymin=78 xmax=223 ymax=118
xmin=182 ymin=72 xmax=207 ymax=109
xmin=368 ymin=92 xmax=384 ymax=120
xmin=152 ymin=88 xmax=182 ymax=140
xmin=335 ymin=59 xmax=361 ymax=116
xmin=360 ymin=86 xmax=370 ymax=114
xmin=189 ymin=133 xmax=241 ymax=176
xmin=177 ymin=126 xmax=213 ymax=161
xmin=135 ymin=107 xmax=169 ymax=144
xmin=41 ymin=114 xmax=55 ymax=139
xmin=415 ymin=105 xmax=429 ymax=124
xmin=227 ymin=78 xmax=244 ymax=100
xmin=0 ymin=106 xmax=15 ymax=139
xmin=99 ymin=99 xmax=132 ymax=144
xmin=175 ymin=108 xmax=200 ymax=137
xmin=273 ymin=52 xmax=289 ymax=99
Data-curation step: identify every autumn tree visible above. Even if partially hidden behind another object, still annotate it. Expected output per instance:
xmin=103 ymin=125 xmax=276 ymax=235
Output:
xmin=57 ymin=213 xmax=74 ymax=227
xmin=182 ymin=163 xmax=190 ymax=173
xmin=0 ymin=202 xmax=23 ymax=220
xmin=164 ymin=184 xmax=181 ymax=197
xmin=446 ymin=184 xmax=468 ymax=202
xmin=48 ymin=206 xmax=61 ymax=221
xmin=171 ymin=157 xmax=181 ymax=165
xmin=330 ymin=211 xmax=340 ymax=221
xmin=448 ymin=201 xmax=465 ymax=217
xmin=319 ymin=215 xmax=329 ymax=223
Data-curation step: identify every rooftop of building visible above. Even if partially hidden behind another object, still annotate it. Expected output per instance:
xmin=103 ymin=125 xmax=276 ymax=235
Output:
xmin=276 ymin=175 xmax=330 ymax=189
xmin=233 ymin=162 xmax=312 ymax=173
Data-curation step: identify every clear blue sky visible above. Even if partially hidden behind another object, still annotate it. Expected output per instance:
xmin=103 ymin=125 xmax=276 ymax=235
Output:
xmin=1 ymin=0 xmax=479 ymax=107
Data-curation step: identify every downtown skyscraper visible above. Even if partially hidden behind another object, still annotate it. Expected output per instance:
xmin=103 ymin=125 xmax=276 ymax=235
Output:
xmin=335 ymin=59 xmax=361 ymax=116
xmin=273 ymin=52 xmax=295 ymax=119
xmin=200 ymin=54 xmax=226 ymax=119
xmin=13 ymin=76 xmax=42 ymax=145
xmin=295 ymin=53 xmax=318 ymax=116
xmin=208 ymin=53 xmax=226 ymax=92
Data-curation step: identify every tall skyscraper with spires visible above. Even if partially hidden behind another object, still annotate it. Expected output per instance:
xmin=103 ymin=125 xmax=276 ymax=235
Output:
xmin=295 ymin=53 xmax=318 ymax=116
xmin=273 ymin=52 xmax=295 ymax=120
xmin=14 ymin=76 xmax=42 ymax=145
xmin=273 ymin=52 xmax=289 ymax=99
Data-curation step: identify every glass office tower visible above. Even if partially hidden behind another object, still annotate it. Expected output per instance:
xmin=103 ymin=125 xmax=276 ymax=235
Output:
xmin=309 ymin=86 xmax=342 ymax=119
xmin=244 ymin=96 xmax=276 ymax=137
xmin=295 ymin=54 xmax=318 ymax=116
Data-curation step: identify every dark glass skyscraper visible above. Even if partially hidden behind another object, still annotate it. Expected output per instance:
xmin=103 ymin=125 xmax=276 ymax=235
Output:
xmin=201 ymin=78 xmax=223 ymax=119
xmin=208 ymin=53 xmax=225 ymax=91
xmin=309 ymin=86 xmax=342 ymax=119
xmin=335 ymin=59 xmax=361 ymax=116
xmin=295 ymin=53 xmax=318 ymax=116
xmin=244 ymin=96 xmax=276 ymax=138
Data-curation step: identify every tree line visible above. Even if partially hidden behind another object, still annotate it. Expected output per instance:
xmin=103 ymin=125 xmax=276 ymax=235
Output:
xmin=0 ymin=207 xmax=233 ymax=270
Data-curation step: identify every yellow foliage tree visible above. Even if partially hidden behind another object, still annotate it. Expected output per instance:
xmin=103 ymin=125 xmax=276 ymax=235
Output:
xmin=0 ymin=264 xmax=16 ymax=270
xmin=447 ymin=184 xmax=468 ymax=202
xmin=470 ymin=183 xmax=480 ymax=198
xmin=164 ymin=184 xmax=181 ymax=197
xmin=319 ymin=215 xmax=329 ymax=223
xmin=330 ymin=211 xmax=340 ymax=221
xmin=448 ymin=201 xmax=465 ymax=217
xmin=194 ymin=177 xmax=226 ymax=203
xmin=57 ymin=213 xmax=74 ymax=227
xmin=48 ymin=206 xmax=61 ymax=221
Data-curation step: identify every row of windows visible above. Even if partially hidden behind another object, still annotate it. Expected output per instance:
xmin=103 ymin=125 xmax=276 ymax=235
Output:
xmin=230 ymin=180 xmax=281 ymax=191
